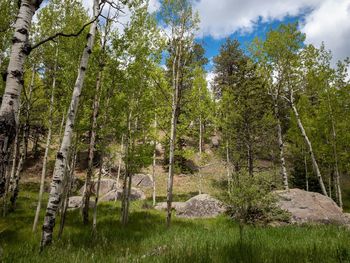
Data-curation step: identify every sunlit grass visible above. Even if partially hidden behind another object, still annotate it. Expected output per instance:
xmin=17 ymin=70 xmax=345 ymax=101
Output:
xmin=1 ymin=185 xmax=350 ymax=263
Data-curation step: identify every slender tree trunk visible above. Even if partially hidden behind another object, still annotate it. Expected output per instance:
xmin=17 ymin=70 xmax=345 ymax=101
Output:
xmin=152 ymin=117 xmax=157 ymax=206
xmin=0 ymin=0 xmax=43 ymax=196
xmin=226 ymin=140 xmax=231 ymax=191
xmin=274 ymin=101 xmax=289 ymax=190
xmin=327 ymin=92 xmax=342 ymax=207
xmin=40 ymin=1 xmax=99 ymax=249
xmin=121 ymin=112 xmax=131 ymax=225
xmin=92 ymin=158 xmax=103 ymax=232
xmin=116 ymin=135 xmax=124 ymax=186
xmin=247 ymin=142 xmax=253 ymax=177
xmin=290 ymin=92 xmax=327 ymax=196
xmin=304 ymin=153 xmax=309 ymax=192
xmin=59 ymin=109 xmax=65 ymax=140
xmin=82 ymin=70 xmax=103 ymax=224
xmin=10 ymin=65 xmax=35 ymax=209
xmin=199 ymin=115 xmax=202 ymax=155
xmin=166 ymin=40 xmax=182 ymax=228
xmin=32 ymin=46 xmax=58 ymax=232
xmin=58 ymin=149 xmax=77 ymax=239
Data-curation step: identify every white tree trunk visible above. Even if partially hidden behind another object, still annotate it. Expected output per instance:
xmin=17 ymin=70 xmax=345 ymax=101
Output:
xmin=274 ymin=102 xmax=289 ymax=190
xmin=0 ymin=0 xmax=43 ymax=196
xmin=166 ymin=41 xmax=181 ymax=228
xmin=116 ymin=135 xmax=124 ymax=187
xmin=32 ymin=45 xmax=58 ymax=232
xmin=152 ymin=117 xmax=157 ymax=206
xmin=290 ymin=93 xmax=327 ymax=196
xmin=82 ymin=70 xmax=102 ymax=224
xmin=40 ymin=0 xmax=99 ymax=248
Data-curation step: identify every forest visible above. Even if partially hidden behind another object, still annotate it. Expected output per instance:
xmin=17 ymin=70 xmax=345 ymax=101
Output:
xmin=0 ymin=0 xmax=350 ymax=262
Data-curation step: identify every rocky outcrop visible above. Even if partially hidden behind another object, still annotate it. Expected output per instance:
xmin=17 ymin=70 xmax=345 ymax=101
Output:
xmin=79 ymin=178 xmax=118 ymax=196
xmin=99 ymin=188 xmax=146 ymax=202
xmin=68 ymin=196 xmax=95 ymax=209
xmin=132 ymin=174 xmax=153 ymax=188
xmin=154 ymin=202 xmax=186 ymax=211
xmin=275 ymin=188 xmax=349 ymax=225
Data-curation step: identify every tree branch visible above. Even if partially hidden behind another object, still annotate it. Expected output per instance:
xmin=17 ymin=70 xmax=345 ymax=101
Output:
xmin=30 ymin=2 xmax=105 ymax=52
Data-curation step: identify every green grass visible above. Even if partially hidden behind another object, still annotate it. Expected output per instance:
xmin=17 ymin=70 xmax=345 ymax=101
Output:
xmin=1 ymin=187 xmax=350 ymax=263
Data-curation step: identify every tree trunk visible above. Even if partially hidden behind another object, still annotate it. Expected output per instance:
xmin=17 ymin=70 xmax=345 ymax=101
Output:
xmin=290 ymin=93 xmax=327 ymax=196
xmin=304 ymin=153 xmax=309 ymax=192
xmin=32 ymin=45 xmax=58 ymax=232
xmin=327 ymin=92 xmax=342 ymax=207
xmin=274 ymin=102 xmax=289 ymax=190
xmin=92 ymin=158 xmax=103 ymax=232
xmin=58 ymin=149 xmax=77 ymax=239
xmin=152 ymin=117 xmax=157 ymax=206
xmin=10 ymin=65 xmax=35 ymax=209
xmin=40 ymin=0 xmax=99 ymax=249
xmin=0 ymin=0 xmax=43 ymax=197
xmin=82 ymin=69 xmax=103 ymax=224
xmin=199 ymin=115 xmax=202 ymax=155
xmin=116 ymin=135 xmax=124 ymax=186
xmin=166 ymin=41 xmax=181 ymax=228
xmin=247 ymin=142 xmax=253 ymax=177
xmin=226 ymin=140 xmax=231 ymax=191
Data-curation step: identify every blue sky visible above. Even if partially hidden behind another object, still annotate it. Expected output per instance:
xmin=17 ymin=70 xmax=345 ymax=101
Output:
xmin=197 ymin=15 xmax=301 ymax=72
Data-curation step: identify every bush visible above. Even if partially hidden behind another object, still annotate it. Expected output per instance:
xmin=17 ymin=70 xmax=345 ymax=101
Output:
xmin=226 ymin=172 xmax=290 ymax=224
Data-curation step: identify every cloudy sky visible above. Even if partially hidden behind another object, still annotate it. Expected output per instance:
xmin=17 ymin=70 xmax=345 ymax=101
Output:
xmin=82 ymin=0 xmax=350 ymax=79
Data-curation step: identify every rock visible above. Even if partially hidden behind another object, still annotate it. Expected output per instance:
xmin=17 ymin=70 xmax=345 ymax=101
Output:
xmin=79 ymin=178 xmax=118 ymax=196
xmin=100 ymin=188 xmax=146 ymax=202
xmin=68 ymin=196 xmax=95 ymax=209
xmin=211 ymin=135 xmax=220 ymax=148
xmin=154 ymin=202 xmax=186 ymax=211
xmin=132 ymin=174 xmax=153 ymax=188
xmin=176 ymin=194 xmax=226 ymax=218
xmin=275 ymin=188 xmax=349 ymax=225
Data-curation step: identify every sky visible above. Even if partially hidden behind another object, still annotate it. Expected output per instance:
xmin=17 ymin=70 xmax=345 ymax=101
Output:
xmin=81 ymin=0 xmax=350 ymax=82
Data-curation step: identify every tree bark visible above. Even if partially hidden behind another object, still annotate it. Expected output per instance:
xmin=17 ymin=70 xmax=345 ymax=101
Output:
xmin=274 ymin=102 xmax=289 ymax=190
xmin=0 ymin=0 xmax=43 ymax=197
xmin=152 ymin=117 xmax=157 ymax=206
xmin=290 ymin=92 xmax=327 ymax=196
xmin=116 ymin=135 xmax=124 ymax=187
xmin=10 ymin=65 xmax=35 ymax=209
xmin=82 ymin=69 xmax=102 ymax=224
xmin=166 ymin=40 xmax=181 ymax=228
xmin=40 ymin=0 xmax=99 ymax=249
xmin=32 ymin=45 xmax=58 ymax=232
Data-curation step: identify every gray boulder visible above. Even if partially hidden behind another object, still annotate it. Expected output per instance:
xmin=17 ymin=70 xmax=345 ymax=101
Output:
xmin=275 ymin=188 xmax=349 ymax=225
xmin=68 ymin=196 xmax=95 ymax=209
xmin=100 ymin=188 xmax=146 ymax=202
xmin=176 ymin=194 xmax=226 ymax=218
xmin=154 ymin=202 xmax=186 ymax=211
xmin=132 ymin=174 xmax=153 ymax=188
xmin=79 ymin=178 xmax=118 ymax=196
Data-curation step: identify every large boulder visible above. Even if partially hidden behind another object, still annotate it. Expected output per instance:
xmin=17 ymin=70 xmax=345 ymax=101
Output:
xmin=132 ymin=174 xmax=153 ymax=188
xmin=154 ymin=202 xmax=186 ymax=211
xmin=176 ymin=194 xmax=226 ymax=218
xmin=68 ymin=196 xmax=95 ymax=209
xmin=275 ymin=188 xmax=349 ymax=225
xmin=99 ymin=188 xmax=146 ymax=202
xmin=79 ymin=178 xmax=119 ymax=196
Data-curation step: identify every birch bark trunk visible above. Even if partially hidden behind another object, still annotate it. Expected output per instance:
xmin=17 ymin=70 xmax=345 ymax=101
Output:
xmin=166 ymin=40 xmax=181 ymax=228
xmin=274 ymin=101 xmax=289 ymax=190
xmin=10 ymin=65 xmax=35 ymax=209
xmin=40 ymin=0 xmax=99 ymax=248
xmin=290 ymin=92 xmax=327 ymax=196
xmin=152 ymin=116 xmax=157 ymax=206
xmin=82 ymin=70 xmax=102 ymax=224
xmin=0 ymin=0 xmax=43 ymax=196
xmin=32 ymin=46 xmax=58 ymax=232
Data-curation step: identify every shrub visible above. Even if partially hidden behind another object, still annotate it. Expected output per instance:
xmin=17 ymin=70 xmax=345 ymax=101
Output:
xmin=226 ymin=172 xmax=290 ymax=224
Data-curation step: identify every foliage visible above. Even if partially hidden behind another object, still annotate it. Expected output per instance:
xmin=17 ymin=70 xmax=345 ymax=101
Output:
xmin=227 ymin=172 xmax=290 ymax=224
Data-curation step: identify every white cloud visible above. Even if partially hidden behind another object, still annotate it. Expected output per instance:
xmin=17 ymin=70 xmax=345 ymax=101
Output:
xmin=194 ymin=0 xmax=350 ymax=73
xmin=300 ymin=0 xmax=350 ymax=65
xmin=193 ymin=0 xmax=321 ymax=39
xmin=206 ymin=71 xmax=216 ymax=93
